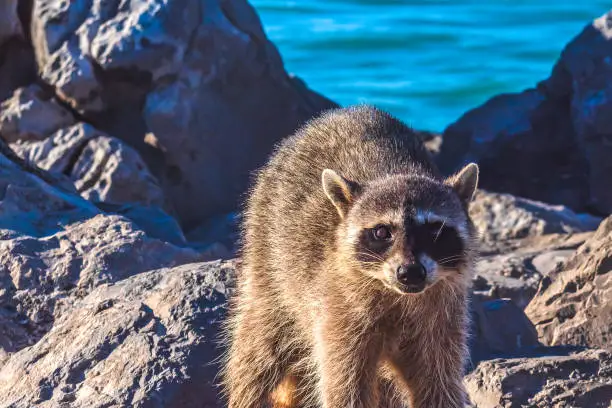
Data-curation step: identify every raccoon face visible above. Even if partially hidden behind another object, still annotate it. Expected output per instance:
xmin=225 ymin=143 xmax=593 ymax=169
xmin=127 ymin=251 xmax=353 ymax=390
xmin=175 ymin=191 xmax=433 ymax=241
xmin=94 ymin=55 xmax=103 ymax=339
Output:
xmin=322 ymin=163 xmax=478 ymax=294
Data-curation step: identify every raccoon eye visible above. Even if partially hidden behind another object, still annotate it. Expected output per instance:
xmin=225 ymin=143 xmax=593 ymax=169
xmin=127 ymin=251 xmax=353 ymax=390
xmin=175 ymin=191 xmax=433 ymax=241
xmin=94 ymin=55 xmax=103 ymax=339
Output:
xmin=371 ymin=225 xmax=392 ymax=241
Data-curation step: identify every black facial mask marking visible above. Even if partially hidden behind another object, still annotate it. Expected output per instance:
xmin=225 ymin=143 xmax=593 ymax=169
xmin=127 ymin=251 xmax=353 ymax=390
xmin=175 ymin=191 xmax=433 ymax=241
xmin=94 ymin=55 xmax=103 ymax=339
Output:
xmin=411 ymin=222 xmax=464 ymax=267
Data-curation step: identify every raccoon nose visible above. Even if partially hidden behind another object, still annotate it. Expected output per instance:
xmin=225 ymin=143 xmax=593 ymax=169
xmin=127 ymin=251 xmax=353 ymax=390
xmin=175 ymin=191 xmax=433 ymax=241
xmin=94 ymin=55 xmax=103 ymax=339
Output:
xmin=396 ymin=263 xmax=427 ymax=285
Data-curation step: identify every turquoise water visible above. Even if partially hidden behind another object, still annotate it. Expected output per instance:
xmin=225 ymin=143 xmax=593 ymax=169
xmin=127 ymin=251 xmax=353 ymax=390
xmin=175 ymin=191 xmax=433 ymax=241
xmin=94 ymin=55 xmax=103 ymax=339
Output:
xmin=252 ymin=1 xmax=610 ymax=131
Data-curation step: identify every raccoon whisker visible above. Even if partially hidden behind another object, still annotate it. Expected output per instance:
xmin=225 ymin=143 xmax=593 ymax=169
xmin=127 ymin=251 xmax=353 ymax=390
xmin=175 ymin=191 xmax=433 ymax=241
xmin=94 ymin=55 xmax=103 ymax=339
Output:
xmin=356 ymin=250 xmax=386 ymax=263
xmin=433 ymin=219 xmax=446 ymax=242
xmin=436 ymin=255 xmax=464 ymax=264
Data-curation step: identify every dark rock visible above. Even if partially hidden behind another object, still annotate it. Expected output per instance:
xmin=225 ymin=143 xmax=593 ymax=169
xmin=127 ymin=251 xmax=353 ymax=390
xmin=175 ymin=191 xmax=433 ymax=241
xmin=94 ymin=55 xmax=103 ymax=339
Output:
xmin=438 ymin=11 xmax=612 ymax=215
xmin=468 ymin=299 xmax=540 ymax=369
xmin=0 ymin=0 xmax=37 ymax=102
xmin=186 ymin=212 xmax=241 ymax=255
xmin=31 ymin=0 xmax=337 ymax=227
xmin=465 ymin=348 xmax=612 ymax=407
xmin=525 ymin=216 xmax=612 ymax=348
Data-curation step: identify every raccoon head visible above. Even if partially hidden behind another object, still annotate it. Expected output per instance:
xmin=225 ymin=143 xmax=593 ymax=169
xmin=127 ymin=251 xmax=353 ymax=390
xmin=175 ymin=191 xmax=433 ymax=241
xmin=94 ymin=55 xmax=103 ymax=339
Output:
xmin=322 ymin=163 xmax=478 ymax=294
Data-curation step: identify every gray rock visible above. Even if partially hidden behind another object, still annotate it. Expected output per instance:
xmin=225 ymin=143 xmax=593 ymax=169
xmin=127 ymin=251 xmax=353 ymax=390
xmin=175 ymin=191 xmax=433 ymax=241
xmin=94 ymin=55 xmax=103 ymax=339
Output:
xmin=0 ymin=213 xmax=203 ymax=353
xmin=31 ymin=0 xmax=337 ymax=227
xmin=0 ymin=143 xmax=202 ymax=353
xmin=551 ymin=12 xmax=612 ymax=216
xmin=465 ymin=348 xmax=612 ymax=407
xmin=0 ymin=85 xmax=75 ymax=144
xmin=186 ymin=212 xmax=240 ymax=255
xmin=0 ymin=261 xmax=234 ymax=408
xmin=11 ymin=122 xmax=168 ymax=211
xmin=438 ymin=10 xmax=612 ymax=215
xmin=470 ymin=190 xmax=601 ymax=245
xmin=95 ymin=202 xmax=187 ymax=247
xmin=472 ymin=232 xmax=592 ymax=309
xmin=526 ymin=216 xmax=612 ymax=348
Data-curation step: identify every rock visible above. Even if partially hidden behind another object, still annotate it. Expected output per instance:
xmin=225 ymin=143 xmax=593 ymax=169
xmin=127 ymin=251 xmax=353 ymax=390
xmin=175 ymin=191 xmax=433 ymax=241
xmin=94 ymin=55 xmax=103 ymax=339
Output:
xmin=0 ymin=142 xmax=203 ymax=353
xmin=0 ymin=85 xmax=75 ymax=143
xmin=0 ymin=147 xmax=97 ymax=238
xmin=186 ymin=212 xmax=240 ymax=255
xmin=66 ymin=127 xmax=167 ymax=209
xmin=550 ymin=12 xmax=612 ymax=216
xmin=470 ymin=190 xmax=601 ymax=245
xmin=0 ymin=261 xmax=234 ymax=408
xmin=465 ymin=348 xmax=612 ymax=408
xmin=0 ymin=0 xmax=22 ymax=48
xmin=10 ymin=121 xmax=168 ymax=211
xmin=95 ymin=202 xmax=187 ymax=247
xmin=31 ymin=0 xmax=337 ymax=226
xmin=525 ymin=216 xmax=612 ymax=348
xmin=0 ymin=0 xmax=36 ymax=102
xmin=438 ymin=10 xmax=612 ymax=215
xmin=0 ymin=213 xmax=203 ymax=352
xmin=472 ymin=227 xmax=591 ymax=309
xmin=468 ymin=299 xmax=540 ymax=369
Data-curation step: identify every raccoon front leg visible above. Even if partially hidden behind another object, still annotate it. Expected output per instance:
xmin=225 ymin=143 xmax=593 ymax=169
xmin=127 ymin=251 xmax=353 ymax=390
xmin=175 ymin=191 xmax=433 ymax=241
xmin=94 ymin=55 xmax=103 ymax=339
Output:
xmin=389 ymin=329 xmax=468 ymax=407
xmin=224 ymin=298 xmax=292 ymax=408
xmin=313 ymin=318 xmax=383 ymax=408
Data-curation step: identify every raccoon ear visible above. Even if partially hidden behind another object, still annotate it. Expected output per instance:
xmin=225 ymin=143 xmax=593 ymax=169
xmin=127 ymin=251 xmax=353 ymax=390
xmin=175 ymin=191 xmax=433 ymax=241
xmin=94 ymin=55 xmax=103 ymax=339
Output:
xmin=322 ymin=169 xmax=358 ymax=218
xmin=445 ymin=162 xmax=479 ymax=205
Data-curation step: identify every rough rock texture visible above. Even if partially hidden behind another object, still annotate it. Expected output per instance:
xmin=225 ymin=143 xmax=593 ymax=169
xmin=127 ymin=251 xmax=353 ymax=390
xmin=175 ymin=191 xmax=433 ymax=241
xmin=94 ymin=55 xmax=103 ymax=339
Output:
xmin=470 ymin=190 xmax=601 ymax=245
xmin=465 ymin=348 xmax=612 ymax=407
xmin=0 ymin=257 xmax=541 ymax=407
xmin=0 ymin=214 xmax=204 ymax=351
xmin=30 ymin=0 xmax=337 ymax=226
xmin=0 ymin=85 xmax=74 ymax=143
xmin=0 ymin=261 xmax=234 ymax=408
xmin=24 ymin=124 xmax=167 ymax=210
xmin=526 ymin=216 xmax=612 ymax=348
xmin=469 ymin=189 xmax=599 ymax=308
xmin=438 ymin=11 xmax=612 ymax=215
xmin=0 ymin=142 xmax=204 ymax=354
xmin=1 ymin=86 xmax=168 ymax=210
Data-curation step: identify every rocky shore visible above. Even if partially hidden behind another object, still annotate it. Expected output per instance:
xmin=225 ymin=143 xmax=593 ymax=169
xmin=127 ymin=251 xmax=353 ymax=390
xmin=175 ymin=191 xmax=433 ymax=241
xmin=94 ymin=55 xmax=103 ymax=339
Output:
xmin=0 ymin=1 xmax=610 ymax=407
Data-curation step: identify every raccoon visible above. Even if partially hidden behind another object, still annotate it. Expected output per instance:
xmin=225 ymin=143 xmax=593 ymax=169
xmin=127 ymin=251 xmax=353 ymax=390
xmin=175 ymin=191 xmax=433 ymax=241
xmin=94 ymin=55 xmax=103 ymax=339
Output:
xmin=223 ymin=106 xmax=479 ymax=408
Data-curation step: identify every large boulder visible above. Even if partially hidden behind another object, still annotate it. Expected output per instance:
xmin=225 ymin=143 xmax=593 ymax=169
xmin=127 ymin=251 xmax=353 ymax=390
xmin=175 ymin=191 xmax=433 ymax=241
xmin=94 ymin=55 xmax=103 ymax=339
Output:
xmin=0 ymin=143 xmax=204 ymax=354
xmin=465 ymin=348 xmax=612 ymax=407
xmin=525 ymin=216 xmax=612 ymax=348
xmin=0 ymin=261 xmax=234 ymax=408
xmin=0 ymin=213 xmax=204 ymax=352
xmin=30 ymin=0 xmax=337 ymax=227
xmin=438 ymin=10 xmax=612 ymax=215
xmin=2 ymin=85 xmax=169 ymax=211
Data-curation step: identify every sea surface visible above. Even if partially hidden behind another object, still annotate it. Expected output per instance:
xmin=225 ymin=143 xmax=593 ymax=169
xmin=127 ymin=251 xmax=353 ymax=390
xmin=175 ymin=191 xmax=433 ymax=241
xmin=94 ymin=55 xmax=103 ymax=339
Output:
xmin=252 ymin=0 xmax=610 ymax=131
